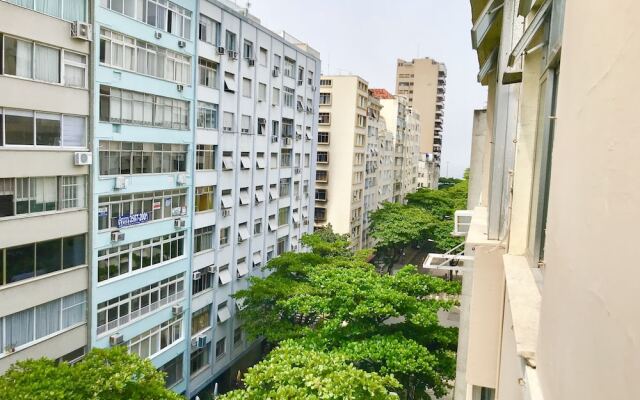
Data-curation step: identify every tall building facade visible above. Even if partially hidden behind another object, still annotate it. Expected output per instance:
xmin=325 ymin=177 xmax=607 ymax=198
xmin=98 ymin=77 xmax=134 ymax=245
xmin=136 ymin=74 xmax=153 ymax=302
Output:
xmin=0 ymin=0 xmax=91 ymax=373
xmin=396 ymin=58 xmax=446 ymax=188
xmin=0 ymin=0 xmax=319 ymax=396
xmin=444 ymin=0 xmax=640 ymax=399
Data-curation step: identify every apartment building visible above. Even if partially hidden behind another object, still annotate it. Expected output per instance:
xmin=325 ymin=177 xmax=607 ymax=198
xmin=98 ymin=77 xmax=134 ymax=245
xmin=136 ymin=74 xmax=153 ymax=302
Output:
xmin=372 ymin=89 xmax=420 ymax=203
xmin=442 ymin=0 xmax=640 ymax=399
xmin=396 ymin=58 xmax=446 ymax=189
xmin=0 ymin=0 xmax=91 ymax=372
xmin=314 ymin=76 xmax=368 ymax=249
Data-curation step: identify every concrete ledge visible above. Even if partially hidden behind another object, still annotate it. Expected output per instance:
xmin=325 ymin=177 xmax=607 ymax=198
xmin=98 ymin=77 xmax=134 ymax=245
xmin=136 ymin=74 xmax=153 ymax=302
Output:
xmin=503 ymin=254 xmax=541 ymax=366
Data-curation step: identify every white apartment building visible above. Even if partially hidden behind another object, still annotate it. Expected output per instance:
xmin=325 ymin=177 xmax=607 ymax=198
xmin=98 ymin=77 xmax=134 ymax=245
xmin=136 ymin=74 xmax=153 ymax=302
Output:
xmin=0 ymin=0 xmax=91 ymax=372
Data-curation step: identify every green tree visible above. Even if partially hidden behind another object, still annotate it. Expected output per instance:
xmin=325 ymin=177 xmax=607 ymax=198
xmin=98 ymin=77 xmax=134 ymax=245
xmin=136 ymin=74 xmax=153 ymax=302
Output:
xmin=234 ymin=233 xmax=460 ymax=399
xmin=219 ymin=341 xmax=401 ymax=400
xmin=0 ymin=347 xmax=183 ymax=400
xmin=368 ymin=203 xmax=436 ymax=273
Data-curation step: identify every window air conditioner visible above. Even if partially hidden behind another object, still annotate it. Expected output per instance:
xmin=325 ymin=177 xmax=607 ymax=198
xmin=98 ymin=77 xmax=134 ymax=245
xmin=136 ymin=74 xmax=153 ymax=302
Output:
xmin=178 ymin=40 xmax=186 ymax=48
xmin=109 ymin=334 xmax=124 ymax=346
xmin=154 ymin=31 xmax=162 ymax=39
xmin=194 ymin=336 xmax=207 ymax=349
xmin=294 ymin=167 xmax=301 ymax=174
xmin=217 ymin=46 xmax=225 ymax=55
xmin=271 ymin=136 xmax=279 ymax=143
xmin=174 ymin=218 xmax=186 ymax=229
xmin=222 ymin=209 xmax=231 ymax=217
xmin=207 ymin=266 xmax=216 ymax=274
xmin=111 ymin=231 xmax=125 ymax=242
xmin=193 ymin=271 xmax=202 ymax=280
xmin=172 ymin=305 xmax=183 ymax=316
xmin=176 ymin=173 xmax=187 ymax=185
xmin=74 ymin=152 xmax=92 ymax=166
xmin=308 ymin=77 xmax=313 ymax=85
xmin=114 ymin=176 xmax=128 ymax=190
xmin=297 ymin=80 xmax=303 ymax=86
xmin=283 ymin=137 xmax=292 ymax=146
xmin=312 ymin=85 xmax=317 ymax=92
xmin=272 ymin=66 xmax=280 ymax=77
xmin=70 ymin=21 xmax=92 ymax=41
xmin=177 ymin=84 xmax=184 ymax=92
xmin=248 ymin=58 xmax=255 ymax=66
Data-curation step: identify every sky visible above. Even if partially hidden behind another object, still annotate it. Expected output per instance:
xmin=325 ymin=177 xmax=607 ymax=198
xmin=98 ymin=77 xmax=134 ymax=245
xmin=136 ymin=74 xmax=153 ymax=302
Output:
xmin=245 ymin=0 xmax=487 ymax=178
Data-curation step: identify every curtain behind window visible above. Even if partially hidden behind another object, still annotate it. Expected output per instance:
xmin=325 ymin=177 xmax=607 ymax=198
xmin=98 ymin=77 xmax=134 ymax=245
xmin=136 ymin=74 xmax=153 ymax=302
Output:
xmin=35 ymin=0 xmax=61 ymax=17
xmin=62 ymin=116 xmax=86 ymax=147
xmin=35 ymin=300 xmax=61 ymax=339
xmin=5 ymin=308 xmax=34 ymax=348
xmin=63 ymin=0 xmax=85 ymax=21
xmin=34 ymin=45 xmax=59 ymax=83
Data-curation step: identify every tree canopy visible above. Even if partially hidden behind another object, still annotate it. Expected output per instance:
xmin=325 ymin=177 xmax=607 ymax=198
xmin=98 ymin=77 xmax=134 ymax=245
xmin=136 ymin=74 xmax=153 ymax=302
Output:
xmin=233 ymin=231 xmax=460 ymax=399
xmin=0 ymin=347 xmax=182 ymax=400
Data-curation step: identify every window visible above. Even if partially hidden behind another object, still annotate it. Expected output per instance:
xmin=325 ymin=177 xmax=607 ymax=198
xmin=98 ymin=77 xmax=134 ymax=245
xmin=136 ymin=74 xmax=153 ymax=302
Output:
xmin=297 ymin=66 xmax=304 ymax=84
xmin=273 ymin=54 xmax=281 ymax=69
xmin=257 ymin=118 xmax=266 ymax=135
xmin=63 ymin=51 xmax=87 ymax=89
xmin=97 ymin=232 xmax=184 ymax=282
xmin=97 ymin=189 xmax=187 ymax=230
xmin=254 ymin=218 xmax=262 ymax=235
xmin=197 ymin=102 xmax=218 ymax=130
xmin=319 ymin=92 xmax=331 ymax=105
xmin=192 ymin=267 xmax=213 ymax=294
xmin=237 ymin=223 xmax=249 ymax=243
xmin=191 ymin=343 xmax=210 ymax=376
xmin=317 ymin=151 xmax=328 ymax=163
xmin=281 ymin=118 xmax=293 ymax=138
xmin=99 ymin=86 xmax=189 ymax=130
xmin=223 ymin=72 xmax=236 ymax=93
xmin=196 ymin=144 xmax=215 ymax=170
xmin=243 ymin=40 xmax=253 ymax=59
xmin=104 ymin=0 xmax=192 ymax=39
xmin=318 ymin=131 xmax=329 ymax=144
xmin=259 ymin=47 xmax=268 ymax=66
xmin=315 ymin=189 xmax=327 ymax=201
xmin=355 ymin=134 xmax=365 ymax=146
xmin=357 ymin=114 xmax=367 ymax=128
xmin=195 ymin=186 xmax=214 ymax=212
xmin=215 ymin=337 xmax=226 ymax=359
xmin=99 ymin=29 xmax=190 ymax=85
xmin=269 ymin=184 xmax=278 ymax=201
xmin=217 ymin=302 xmax=230 ymax=324
xmin=223 ymin=112 xmax=234 ymax=132
xmin=96 ymin=273 xmax=184 ymax=336
xmin=99 ymin=141 xmax=187 ymax=176
xmin=233 ymin=327 xmax=243 ymax=347
xmin=1 ymin=109 xmax=86 ymax=148
xmin=283 ymin=57 xmax=295 ymax=78
xmin=240 ymin=152 xmax=251 ymax=170
xmin=193 ymin=226 xmax=213 ymax=253
xmin=270 ymin=153 xmax=278 ymax=169
xmin=315 ymin=207 xmax=326 ymax=221
xmin=219 ymin=227 xmax=230 ymax=246
xmin=279 ymin=178 xmax=291 ymax=197
xmin=3 ymin=37 xmax=62 ymax=84
xmin=0 ymin=176 xmax=86 ymax=218
xmin=320 ymin=79 xmax=332 ymax=86
xmin=160 ymin=354 xmax=183 ymax=388
xmin=258 ymin=83 xmax=267 ymax=102
xmin=316 ymin=170 xmax=328 ymax=182
xmin=225 ymin=30 xmax=236 ymax=52
xmin=256 ymin=153 xmax=265 ymax=169
xmin=191 ymin=307 xmax=211 ymax=334
xmin=241 ymin=115 xmax=251 ymax=134
xmin=280 ymin=149 xmax=292 ymax=167
xmin=296 ymin=96 xmax=304 ymax=112
xmin=255 ymin=185 xmax=265 ymax=203
xmin=278 ymin=206 xmax=289 ymax=226
xmin=277 ymin=236 xmax=288 ymax=255
xmin=222 ymin=151 xmax=234 ymax=170
xmin=272 ymin=88 xmax=280 ymax=106
xmin=304 ymin=154 xmax=310 ymax=167
xmin=242 ymin=78 xmax=252 ymax=98
xmin=283 ymin=87 xmax=294 ymax=108
xmin=319 ymin=112 xmax=330 ymax=125
xmin=2 ymin=0 xmax=86 ymax=21
xmin=239 ymin=187 xmax=250 ymax=206
xmin=0 ymin=292 xmax=86 ymax=353
xmin=128 ymin=317 xmax=182 ymax=359
xmin=1 ymin=235 xmax=85 ymax=285
xmin=198 ymin=14 xmax=220 ymax=45
xmin=218 ymin=264 xmax=230 ymax=285
xmin=198 ymin=58 xmax=218 ymax=88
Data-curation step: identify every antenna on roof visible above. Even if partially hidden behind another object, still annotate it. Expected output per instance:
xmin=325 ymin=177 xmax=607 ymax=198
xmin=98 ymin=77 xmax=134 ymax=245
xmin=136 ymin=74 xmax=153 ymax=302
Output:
xmin=246 ymin=1 xmax=251 ymax=10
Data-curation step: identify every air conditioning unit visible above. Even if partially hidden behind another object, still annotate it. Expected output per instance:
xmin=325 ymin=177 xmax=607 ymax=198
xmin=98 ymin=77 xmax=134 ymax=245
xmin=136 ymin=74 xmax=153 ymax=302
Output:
xmin=70 ymin=21 xmax=92 ymax=41
xmin=223 ymin=126 xmax=233 ymax=132
xmin=303 ymin=218 xmax=309 ymax=225
xmin=222 ymin=208 xmax=231 ymax=217
xmin=306 ymin=106 xmax=313 ymax=113
xmin=272 ymin=66 xmax=280 ymax=77
xmin=283 ymin=137 xmax=292 ymax=146
xmin=154 ymin=31 xmax=162 ymax=39
xmin=217 ymin=46 xmax=225 ymax=55
xmin=174 ymin=218 xmax=186 ymax=229
xmin=294 ymin=167 xmax=301 ymax=174
xmin=312 ymin=85 xmax=317 ymax=92
xmin=176 ymin=173 xmax=187 ymax=185
xmin=193 ymin=271 xmax=202 ymax=280
xmin=296 ymin=104 xmax=304 ymax=112
xmin=172 ymin=305 xmax=183 ymax=316
xmin=271 ymin=136 xmax=279 ymax=143
xmin=178 ymin=40 xmax=186 ymax=48
xmin=241 ymin=128 xmax=249 ymax=134
xmin=297 ymin=80 xmax=303 ymax=86
xmin=74 ymin=151 xmax=92 ymax=165
xmin=193 ymin=336 xmax=207 ymax=349
xmin=308 ymin=77 xmax=313 ymax=85
xmin=296 ymin=134 xmax=302 ymax=140
xmin=207 ymin=266 xmax=216 ymax=274
xmin=109 ymin=334 xmax=124 ymax=346
xmin=248 ymin=58 xmax=255 ymax=66
xmin=114 ymin=176 xmax=128 ymax=190
xmin=229 ymin=50 xmax=238 ymax=60
xmin=111 ymin=231 xmax=125 ymax=242
xmin=177 ymin=84 xmax=184 ymax=92
xmin=291 ymin=245 xmax=298 ymax=251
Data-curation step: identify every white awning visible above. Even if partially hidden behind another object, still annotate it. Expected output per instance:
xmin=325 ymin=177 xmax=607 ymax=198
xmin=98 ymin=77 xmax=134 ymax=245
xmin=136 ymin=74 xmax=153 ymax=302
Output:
xmin=217 ymin=304 xmax=231 ymax=323
xmin=292 ymin=212 xmax=300 ymax=223
xmin=224 ymin=77 xmax=236 ymax=93
xmin=235 ymin=297 xmax=247 ymax=311
xmin=222 ymin=156 xmax=234 ymax=170
xmin=268 ymin=218 xmax=277 ymax=232
xmin=238 ymin=225 xmax=250 ymax=241
xmin=255 ymin=189 xmax=265 ymax=203
xmin=221 ymin=194 xmax=233 ymax=209
xmin=256 ymin=157 xmax=265 ymax=169
xmin=509 ymin=0 xmax=551 ymax=66
xmin=236 ymin=261 xmax=249 ymax=277
xmin=218 ymin=267 xmax=231 ymax=285
xmin=253 ymin=252 xmax=262 ymax=266
xmin=240 ymin=156 xmax=251 ymax=169
xmin=305 ymin=130 xmax=313 ymax=140
xmin=302 ymin=209 xmax=308 ymax=219
xmin=239 ymin=191 xmax=250 ymax=205
xmin=269 ymin=186 xmax=278 ymax=200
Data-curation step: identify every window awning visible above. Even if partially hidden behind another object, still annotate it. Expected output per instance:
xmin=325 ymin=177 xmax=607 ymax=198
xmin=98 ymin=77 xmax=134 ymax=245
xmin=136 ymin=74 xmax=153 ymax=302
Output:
xmin=302 ymin=209 xmax=308 ymax=219
xmin=305 ymin=130 xmax=313 ymax=140
xmin=217 ymin=304 xmax=231 ymax=323
xmin=238 ymin=225 xmax=250 ymax=241
xmin=224 ymin=77 xmax=236 ymax=92
xmin=240 ymin=156 xmax=251 ymax=169
xmin=253 ymin=252 xmax=262 ymax=266
xmin=222 ymin=156 xmax=234 ymax=170
xmin=478 ymin=47 xmax=498 ymax=85
xmin=235 ymin=297 xmax=247 ymax=311
xmin=221 ymin=194 xmax=233 ymax=209
xmin=239 ymin=191 xmax=250 ymax=205
xmin=218 ymin=267 xmax=231 ymax=285
xmin=268 ymin=218 xmax=277 ymax=232
xmin=292 ymin=212 xmax=300 ymax=223
xmin=269 ymin=186 xmax=278 ymax=200
xmin=255 ymin=189 xmax=265 ymax=203
xmin=256 ymin=157 xmax=265 ymax=169
xmin=236 ymin=261 xmax=249 ymax=277
xmin=471 ymin=0 xmax=504 ymax=50
xmin=508 ymin=0 xmax=552 ymax=67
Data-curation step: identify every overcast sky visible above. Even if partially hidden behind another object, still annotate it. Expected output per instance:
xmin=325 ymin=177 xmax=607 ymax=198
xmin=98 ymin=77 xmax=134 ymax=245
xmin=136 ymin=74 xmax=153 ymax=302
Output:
xmin=246 ymin=0 xmax=487 ymax=178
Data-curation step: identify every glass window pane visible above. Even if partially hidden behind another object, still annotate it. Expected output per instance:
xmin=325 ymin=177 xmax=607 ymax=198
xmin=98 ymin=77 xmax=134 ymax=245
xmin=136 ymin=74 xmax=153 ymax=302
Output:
xmin=63 ymin=235 xmax=86 ymax=268
xmin=36 ymin=114 xmax=61 ymax=146
xmin=36 ymin=238 xmax=62 ymax=276
xmin=6 ymin=244 xmax=35 ymax=283
xmin=5 ymin=111 xmax=34 ymax=145
xmin=34 ymin=45 xmax=60 ymax=83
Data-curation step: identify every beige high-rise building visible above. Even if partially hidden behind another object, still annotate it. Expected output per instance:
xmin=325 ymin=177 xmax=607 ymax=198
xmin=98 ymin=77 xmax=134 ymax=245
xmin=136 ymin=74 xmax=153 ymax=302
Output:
xmin=432 ymin=1 xmax=640 ymax=399
xmin=396 ymin=58 xmax=446 ymax=189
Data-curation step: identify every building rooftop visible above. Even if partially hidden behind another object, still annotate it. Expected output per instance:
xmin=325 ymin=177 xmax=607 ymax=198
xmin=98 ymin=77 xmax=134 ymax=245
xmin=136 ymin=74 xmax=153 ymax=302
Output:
xmin=370 ymin=88 xmax=395 ymax=99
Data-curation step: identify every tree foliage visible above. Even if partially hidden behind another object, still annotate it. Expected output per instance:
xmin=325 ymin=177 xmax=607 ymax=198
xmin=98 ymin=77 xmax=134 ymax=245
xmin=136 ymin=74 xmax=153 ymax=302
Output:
xmin=0 ymin=347 xmax=183 ymax=400
xmin=234 ymin=234 xmax=460 ymax=399
xmin=219 ymin=341 xmax=401 ymax=400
